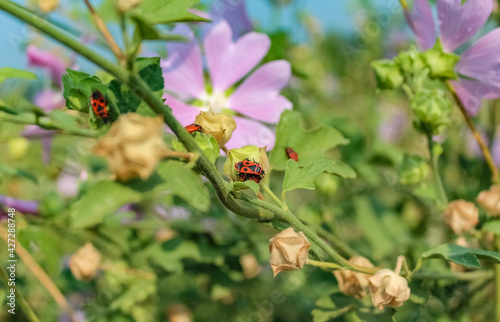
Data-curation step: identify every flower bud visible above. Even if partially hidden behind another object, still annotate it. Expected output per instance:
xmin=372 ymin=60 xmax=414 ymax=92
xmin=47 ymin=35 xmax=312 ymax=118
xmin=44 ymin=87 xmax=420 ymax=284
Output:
xmin=368 ymin=269 xmax=410 ymax=309
xmin=394 ymin=47 xmax=426 ymax=76
xmin=398 ymin=154 xmax=429 ymax=185
xmin=223 ymin=145 xmax=269 ymax=183
xmin=117 ymin=0 xmax=142 ymax=12
xmin=411 ymin=88 xmax=451 ymax=135
xmin=444 ymin=200 xmax=479 ymax=234
xmin=477 ymin=185 xmax=500 ymax=216
xmin=333 ymin=256 xmax=374 ymax=299
xmin=240 ymin=254 xmax=262 ymax=279
xmin=172 ymin=132 xmax=220 ymax=165
xmin=371 ymin=59 xmax=404 ymax=90
xmin=69 ymin=243 xmax=101 ymax=281
xmin=194 ymin=111 xmax=236 ymax=147
xmin=269 ymin=228 xmax=311 ymax=277
xmin=93 ymin=113 xmax=170 ymax=181
xmin=422 ymin=40 xmax=460 ymax=79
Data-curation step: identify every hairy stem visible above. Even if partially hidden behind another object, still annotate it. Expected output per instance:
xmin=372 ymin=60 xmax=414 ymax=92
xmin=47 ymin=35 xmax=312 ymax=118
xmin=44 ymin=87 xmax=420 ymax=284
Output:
xmin=262 ymin=184 xmax=287 ymax=210
xmin=425 ymin=130 xmax=448 ymax=206
xmin=446 ymin=80 xmax=499 ymax=183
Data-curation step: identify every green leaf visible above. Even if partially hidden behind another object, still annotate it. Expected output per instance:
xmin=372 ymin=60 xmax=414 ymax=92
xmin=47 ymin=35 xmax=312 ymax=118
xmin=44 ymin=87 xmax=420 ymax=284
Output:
xmin=62 ymin=69 xmax=103 ymax=113
xmin=70 ymin=181 xmax=142 ymax=228
xmin=482 ymin=221 xmax=500 ymax=235
xmin=0 ymin=67 xmax=36 ymax=83
xmin=0 ymin=165 xmax=37 ymax=183
xmin=270 ymin=110 xmax=350 ymax=170
xmin=154 ymin=161 xmax=210 ymax=212
xmin=421 ymin=243 xmax=500 ymax=269
xmin=233 ymin=181 xmax=260 ymax=194
xmin=283 ymin=159 xmax=338 ymax=192
xmin=325 ymin=159 xmax=357 ymax=179
xmin=47 ymin=110 xmax=81 ymax=132
xmin=110 ymin=279 xmax=156 ymax=313
xmin=131 ymin=0 xmax=209 ymax=26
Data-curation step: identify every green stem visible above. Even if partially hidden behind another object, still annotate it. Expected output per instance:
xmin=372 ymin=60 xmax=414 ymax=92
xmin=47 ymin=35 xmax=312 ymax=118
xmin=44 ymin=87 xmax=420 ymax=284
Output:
xmin=0 ymin=111 xmax=98 ymax=138
xmin=308 ymin=224 xmax=358 ymax=258
xmin=0 ymin=0 xmax=269 ymax=222
xmin=306 ymin=259 xmax=344 ymax=271
xmin=119 ymin=11 xmax=133 ymax=71
xmin=0 ymin=266 xmax=40 ymax=322
xmin=412 ymin=270 xmax=494 ymax=281
xmin=425 ymin=129 xmax=448 ymax=206
xmin=238 ymin=193 xmax=376 ymax=274
xmin=262 ymin=184 xmax=287 ymax=210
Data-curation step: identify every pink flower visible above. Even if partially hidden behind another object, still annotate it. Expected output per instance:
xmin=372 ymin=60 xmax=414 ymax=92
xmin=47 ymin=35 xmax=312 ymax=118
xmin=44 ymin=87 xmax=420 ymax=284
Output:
xmin=161 ymin=21 xmax=292 ymax=150
xmin=27 ymin=45 xmax=67 ymax=87
xmin=210 ymin=0 xmax=253 ymax=37
xmin=34 ymin=89 xmax=65 ymax=111
xmin=404 ymin=0 xmax=500 ymax=115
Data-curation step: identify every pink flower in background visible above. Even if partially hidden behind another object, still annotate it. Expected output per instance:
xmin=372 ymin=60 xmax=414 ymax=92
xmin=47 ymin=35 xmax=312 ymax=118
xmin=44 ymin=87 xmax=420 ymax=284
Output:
xmin=162 ymin=21 xmax=292 ymax=150
xmin=27 ymin=45 xmax=67 ymax=87
xmin=34 ymin=89 xmax=66 ymax=111
xmin=210 ymin=0 xmax=253 ymax=37
xmin=404 ymin=0 xmax=500 ymax=115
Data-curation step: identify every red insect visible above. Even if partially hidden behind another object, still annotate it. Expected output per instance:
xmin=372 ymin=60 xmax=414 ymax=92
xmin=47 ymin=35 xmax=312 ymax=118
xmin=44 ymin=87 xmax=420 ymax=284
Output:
xmin=234 ymin=159 xmax=265 ymax=183
xmin=91 ymin=90 xmax=110 ymax=124
xmin=185 ymin=123 xmax=204 ymax=134
xmin=286 ymin=147 xmax=299 ymax=162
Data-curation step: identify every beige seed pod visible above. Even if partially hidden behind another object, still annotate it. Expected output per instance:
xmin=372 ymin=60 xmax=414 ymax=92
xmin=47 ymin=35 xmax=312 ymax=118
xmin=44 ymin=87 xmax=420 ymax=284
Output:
xmin=269 ymin=228 xmax=311 ymax=277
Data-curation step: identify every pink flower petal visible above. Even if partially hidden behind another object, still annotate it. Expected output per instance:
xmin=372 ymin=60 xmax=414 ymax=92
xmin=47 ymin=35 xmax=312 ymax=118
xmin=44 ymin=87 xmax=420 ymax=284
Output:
xmin=437 ymin=0 xmax=493 ymax=52
xmin=451 ymin=79 xmax=487 ymax=116
xmin=204 ymin=21 xmax=270 ymax=92
xmin=227 ymin=60 xmax=291 ymax=123
xmin=404 ymin=0 xmax=436 ymax=50
xmin=34 ymin=90 xmax=65 ymax=112
xmin=27 ymin=45 xmax=67 ymax=87
xmin=225 ymin=116 xmax=275 ymax=150
xmin=161 ymin=25 xmax=206 ymax=99
xmin=163 ymin=93 xmax=200 ymax=126
xmin=210 ymin=0 xmax=253 ymax=37
xmin=457 ymin=28 xmax=500 ymax=93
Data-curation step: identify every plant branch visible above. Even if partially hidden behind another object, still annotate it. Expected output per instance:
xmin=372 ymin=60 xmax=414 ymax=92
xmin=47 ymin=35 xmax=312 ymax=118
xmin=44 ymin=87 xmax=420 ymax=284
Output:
xmin=425 ymin=129 xmax=448 ymax=206
xmin=446 ymin=80 xmax=499 ymax=183
xmin=306 ymin=258 xmax=344 ymax=271
xmin=82 ymin=0 xmax=126 ymax=64
xmin=238 ymin=193 xmax=377 ymax=274
xmin=0 ymin=111 xmax=98 ymax=138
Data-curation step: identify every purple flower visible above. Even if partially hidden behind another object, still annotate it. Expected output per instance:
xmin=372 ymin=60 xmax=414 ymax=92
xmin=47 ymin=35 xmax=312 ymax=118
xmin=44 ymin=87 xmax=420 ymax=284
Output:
xmin=210 ymin=0 xmax=253 ymax=37
xmin=0 ymin=195 xmax=39 ymax=215
xmin=404 ymin=0 xmax=500 ymax=115
xmin=27 ymin=45 xmax=67 ymax=87
xmin=161 ymin=21 xmax=292 ymax=150
xmin=34 ymin=89 xmax=65 ymax=111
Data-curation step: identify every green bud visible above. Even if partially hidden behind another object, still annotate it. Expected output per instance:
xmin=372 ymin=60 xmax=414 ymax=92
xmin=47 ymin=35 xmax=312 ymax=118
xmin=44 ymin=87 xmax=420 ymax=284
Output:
xmin=371 ymin=59 xmax=404 ymax=90
xmin=398 ymin=154 xmax=429 ymax=185
xmin=172 ymin=133 xmax=220 ymax=164
xmin=411 ymin=88 xmax=452 ymax=135
xmin=394 ymin=46 xmax=426 ymax=76
xmin=39 ymin=191 xmax=65 ymax=216
xmin=223 ymin=145 xmax=269 ymax=182
xmin=422 ymin=39 xmax=460 ymax=79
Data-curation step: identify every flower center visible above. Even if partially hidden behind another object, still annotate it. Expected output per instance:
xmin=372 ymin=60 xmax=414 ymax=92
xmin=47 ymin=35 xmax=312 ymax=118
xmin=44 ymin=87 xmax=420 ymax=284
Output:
xmin=205 ymin=91 xmax=227 ymax=113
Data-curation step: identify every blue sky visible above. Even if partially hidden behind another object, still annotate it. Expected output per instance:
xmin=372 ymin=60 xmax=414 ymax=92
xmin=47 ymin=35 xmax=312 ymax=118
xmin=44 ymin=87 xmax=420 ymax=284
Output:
xmin=0 ymin=0 xmax=392 ymax=71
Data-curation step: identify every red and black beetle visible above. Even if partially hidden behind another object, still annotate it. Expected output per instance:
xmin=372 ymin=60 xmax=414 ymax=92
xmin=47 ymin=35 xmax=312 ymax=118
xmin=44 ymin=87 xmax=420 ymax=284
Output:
xmin=286 ymin=147 xmax=299 ymax=162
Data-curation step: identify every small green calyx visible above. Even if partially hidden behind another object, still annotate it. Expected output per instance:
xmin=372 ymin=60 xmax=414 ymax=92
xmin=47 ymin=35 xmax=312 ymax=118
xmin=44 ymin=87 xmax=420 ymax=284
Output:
xmin=398 ymin=154 xmax=429 ymax=185
xmin=411 ymin=88 xmax=452 ymax=135
xmin=422 ymin=39 xmax=460 ymax=79
xmin=223 ymin=145 xmax=269 ymax=182
xmin=371 ymin=59 xmax=404 ymax=90
xmin=394 ymin=46 xmax=427 ymax=76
